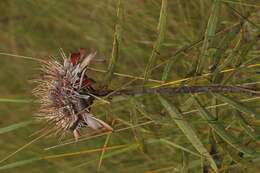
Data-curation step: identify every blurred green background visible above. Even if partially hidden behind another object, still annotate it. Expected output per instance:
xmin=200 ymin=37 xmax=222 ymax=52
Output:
xmin=0 ymin=0 xmax=259 ymax=173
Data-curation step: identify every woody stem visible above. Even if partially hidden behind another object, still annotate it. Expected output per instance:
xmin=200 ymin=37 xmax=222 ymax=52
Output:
xmin=93 ymin=85 xmax=260 ymax=97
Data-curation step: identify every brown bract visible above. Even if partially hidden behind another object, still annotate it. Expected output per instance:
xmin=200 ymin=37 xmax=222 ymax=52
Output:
xmin=33 ymin=49 xmax=113 ymax=141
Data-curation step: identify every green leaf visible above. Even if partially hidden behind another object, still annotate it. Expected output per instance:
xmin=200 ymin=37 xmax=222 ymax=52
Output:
xmin=238 ymin=115 xmax=259 ymax=141
xmin=211 ymin=23 xmax=242 ymax=70
xmin=160 ymin=139 xmax=201 ymax=157
xmin=158 ymin=95 xmax=218 ymax=173
xmin=58 ymin=144 xmax=139 ymax=173
xmin=182 ymin=151 xmax=189 ymax=173
xmin=213 ymin=93 xmax=259 ymax=119
xmin=161 ymin=54 xmax=181 ymax=82
xmin=215 ymin=135 xmax=260 ymax=172
xmin=0 ymin=120 xmax=33 ymax=134
xmin=221 ymin=39 xmax=259 ymax=85
xmin=196 ymin=0 xmax=220 ymax=74
xmin=192 ymin=96 xmax=256 ymax=157
xmin=0 ymin=98 xmax=34 ymax=103
xmin=104 ymin=0 xmax=123 ymax=84
xmin=144 ymin=0 xmax=167 ymax=82
xmin=211 ymin=22 xmax=242 ymax=81
xmin=0 ymin=144 xmax=139 ymax=171
xmin=0 ymin=157 xmax=41 ymax=170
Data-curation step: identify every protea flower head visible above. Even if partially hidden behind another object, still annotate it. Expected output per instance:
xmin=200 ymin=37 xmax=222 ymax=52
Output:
xmin=33 ymin=48 xmax=113 ymax=140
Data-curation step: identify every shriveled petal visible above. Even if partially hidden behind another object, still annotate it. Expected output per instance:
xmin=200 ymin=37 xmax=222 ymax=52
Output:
xmin=83 ymin=113 xmax=113 ymax=131
xmin=73 ymin=130 xmax=80 ymax=141
xmin=80 ymin=52 xmax=97 ymax=71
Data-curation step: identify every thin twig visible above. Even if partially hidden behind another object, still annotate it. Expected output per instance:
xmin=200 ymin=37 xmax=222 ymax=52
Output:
xmin=93 ymin=85 xmax=260 ymax=97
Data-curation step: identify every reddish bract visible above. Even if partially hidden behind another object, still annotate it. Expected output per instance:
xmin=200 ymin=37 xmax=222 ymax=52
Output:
xmin=70 ymin=52 xmax=80 ymax=65
xmin=82 ymin=78 xmax=95 ymax=89
xmin=70 ymin=48 xmax=86 ymax=66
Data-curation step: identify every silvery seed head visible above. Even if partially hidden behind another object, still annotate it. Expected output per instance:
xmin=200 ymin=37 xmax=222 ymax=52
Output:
xmin=33 ymin=49 xmax=113 ymax=140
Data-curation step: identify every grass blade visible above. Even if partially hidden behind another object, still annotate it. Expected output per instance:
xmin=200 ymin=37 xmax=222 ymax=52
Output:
xmin=0 ymin=157 xmax=41 ymax=171
xmin=0 ymin=132 xmax=47 ymax=164
xmin=0 ymin=144 xmax=134 ymax=171
xmin=0 ymin=98 xmax=34 ymax=103
xmin=153 ymin=63 xmax=260 ymax=88
xmin=144 ymin=0 xmax=167 ymax=82
xmin=182 ymin=152 xmax=189 ymax=173
xmin=209 ymin=130 xmax=221 ymax=169
xmin=237 ymin=113 xmax=259 ymax=141
xmin=97 ymin=132 xmax=112 ymax=170
xmin=215 ymin=134 xmax=260 ymax=172
xmin=211 ymin=22 xmax=242 ymax=78
xmin=196 ymin=0 xmax=220 ymax=74
xmin=104 ymin=0 xmax=122 ymax=84
xmin=160 ymin=139 xmax=201 ymax=157
xmin=57 ymin=144 xmax=139 ymax=173
xmin=0 ymin=120 xmax=33 ymax=134
xmin=213 ymin=93 xmax=259 ymax=119
xmin=158 ymin=95 xmax=218 ymax=173
xmin=192 ymin=96 xmax=256 ymax=156
xmin=214 ymin=93 xmax=259 ymax=142
xmin=161 ymin=54 xmax=180 ymax=81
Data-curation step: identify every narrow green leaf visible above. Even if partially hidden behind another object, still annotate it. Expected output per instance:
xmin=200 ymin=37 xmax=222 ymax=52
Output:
xmin=129 ymin=100 xmax=147 ymax=153
xmin=221 ymin=39 xmax=258 ymax=85
xmin=158 ymin=95 xmax=218 ymax=173
xmin=104 ymin=0 xmax=122 ymax=84
xmin=225 ymin=3 xmax=260 ymax=30
xmin=0 ymin=144 xmax=139 ymax=171
xmin=231 ymin=109 xmax=259 ymax=141
xmin=211 ymin=22 xmax=242 ymax=81
xmin=144 ymin=0 xmax=167 ymax=82
xmin=196 ymin=0 xmax=220 ymax=74
xmin=182 ymin=151 xmax=189 ymax=173
xmin=101 ymin=143 xmax=139 ymax=159
xmin=209 ymin=130 xmax=221 ymax=168
xmin=192 ymin=96 xmax=255 ymax=156
xmin=162 ymin=54 xmax=180 ymax=81
xmin=213 ymin=93 xmax=259 ymax=119
xmin=211 ymin=23 xmax=242 ymax=70
xmin=238 ymin=115 xmax=259 ymax=141
xmin=0 ymin=157 xmax=41 ymax=170
xmin=57 ymin=144 xmax=139 ymax=173
xmin=0 ymin=98 xmax=34 ymax=103
xmin=160 ymin=139 xmax=201 ymax=157
xmin=0 ymin=120 xmax=33 ymax=134
xmin=215 ymin=135 xmax=260 ymax=172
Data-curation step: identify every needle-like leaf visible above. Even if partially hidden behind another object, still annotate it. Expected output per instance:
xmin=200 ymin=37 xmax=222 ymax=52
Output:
xmin=158 ymin=95 xmax=218 ymax=173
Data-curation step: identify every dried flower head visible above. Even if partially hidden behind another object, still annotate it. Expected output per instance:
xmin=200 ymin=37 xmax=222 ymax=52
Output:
xmin=33 ymin=48 xmax=113 ymax=140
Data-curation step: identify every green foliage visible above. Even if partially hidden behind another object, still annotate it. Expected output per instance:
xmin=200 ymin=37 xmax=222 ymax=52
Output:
xmin=103 ymin=0 xmax=123 ymax=85
xmin=0 ymin=120 xmax=32 ymax=134
xmin=0 ymin=0 xmax=259 ymax=173
xmin=196 ymin=0 xmax=221 ymax=74
xmin=144 ymin=0 xmax=168 ymax=82
xmin=158 ymin=95 xmax=218 ymax=172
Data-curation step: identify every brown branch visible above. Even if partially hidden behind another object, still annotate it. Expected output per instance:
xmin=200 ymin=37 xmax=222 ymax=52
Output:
xmin=93 ymin=85 xmax=260 ymax=97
